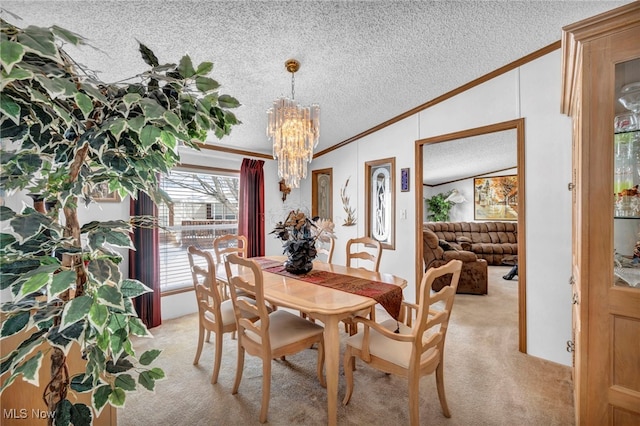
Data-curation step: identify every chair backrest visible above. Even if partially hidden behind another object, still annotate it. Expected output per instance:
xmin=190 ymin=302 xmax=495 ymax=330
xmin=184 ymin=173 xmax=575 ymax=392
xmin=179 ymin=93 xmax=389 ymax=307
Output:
xmin=224 ymin=254 xmax=271 ymax=345
xmin=316 ymin=237 xmax=335 ymax=263
xmin=213 ymin=234 xmax=248 ymax=263
xmin=413 ymin=259 xmax=462 ymax=358
xmin=346 ymin=236 xmax=382 ymax=272
xmin=187 ymin=245 xmax=224 ymax=314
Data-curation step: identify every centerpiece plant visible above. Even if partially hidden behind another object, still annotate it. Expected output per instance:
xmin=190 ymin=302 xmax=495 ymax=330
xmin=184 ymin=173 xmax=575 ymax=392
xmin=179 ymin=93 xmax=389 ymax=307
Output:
xmin=0 ymin=18 xmax=239 ymax=425
xmin=271 ymin=210 xmax=335 ymax=274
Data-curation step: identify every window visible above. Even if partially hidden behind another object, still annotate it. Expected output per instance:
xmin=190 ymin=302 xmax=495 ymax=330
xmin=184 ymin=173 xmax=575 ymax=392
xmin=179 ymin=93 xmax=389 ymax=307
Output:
xmin=158 ymin=168 xmax=239 ymax=294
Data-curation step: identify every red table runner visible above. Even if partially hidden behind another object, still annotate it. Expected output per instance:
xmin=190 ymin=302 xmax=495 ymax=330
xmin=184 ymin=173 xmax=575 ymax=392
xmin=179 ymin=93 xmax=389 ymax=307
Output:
xmin=252 ymin=257 xmax=402 ymax=320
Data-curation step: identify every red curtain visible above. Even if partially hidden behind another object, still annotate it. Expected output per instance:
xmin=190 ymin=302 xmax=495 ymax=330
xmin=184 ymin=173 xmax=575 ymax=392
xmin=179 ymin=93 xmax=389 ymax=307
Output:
xmin=129 ymin=192 xmax=162 ymax=328
xmin=239 ymin=159 xmax=265 ymax=258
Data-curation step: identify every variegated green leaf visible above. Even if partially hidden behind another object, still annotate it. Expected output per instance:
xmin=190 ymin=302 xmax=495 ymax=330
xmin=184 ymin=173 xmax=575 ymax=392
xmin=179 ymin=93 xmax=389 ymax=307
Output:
xmin=75 ymin=92 xmax=93 ymax=119
xmin=104 ymin=229 xmax=134 ymax=249
xmin=119 ymin=279 xmax=152 ymax=298
xmin=107 ymin=118 xmax=127 ymax=140
xmin=0 ymin=311 xmax=30 ymax=338
xmin=108 ymin=387 xmax=126 ymax=407
xmin=70 ymin=374 xmax=95 ymax=393
xmin=51 ymin=25 xmax=83 ymax=45
xmin=138 ymin=371 xmax=156 ymax=391
xmin=127 ymin=115 xmax=146 ymax=133
xmin=139 ymin=98 xmax=165 ymax=120
xmin=19 ymin=26 xmax=59 ymax=61
xmin=13 ymin=351 xmax=44 ymax=387
xmin=123 ymin=93 xmax=141 ymax=109
xmin=48 ymin=270 xmax=76 ymax=299
xmin=163 ymin=110 xmax=181 ymax=130
xmin=140 ymin=125 xmax=162 ymax=148
xmin=59 ymin=295 xmax=92 ymax=331
xmin=128 ymin=317 xmax=151 ymax=337
xmin=92 ymin=384 xmax=112 ymax=414
xmin=70 ymin=402 xmax=92 ymax=426
xmin=96 ymin=285 xmax=124 ymax=310
xmin=0 ymin=40 xmax=24 ymax=73
xmin=218 ymin=94 xmax=240 ymax=109
xmin=1 ymin=67 xmax=33 ymax=92
xmin=17 ymin=266 xmax=57 ymax=300
xmin=159 ymin=130 xmax=176 ymax=150
xmin=195 ymin=61 xmax=213 ymax=75
xmin=114 ymin=374 xmax=136 ymax=391
xmin=53 ymin=103 xmax=73 ymax=126
xmin=139 ymin=349 xmax=161 ymax=366
xmin=195 ymin=76 xmax=219 ymax=92
xmin=0 ymin=93 xmax=20 ymax=125
xmin=178 ymin=55 xmax=195 ymax=78
xmin=88 ymin=303 xmax=109 ymax=332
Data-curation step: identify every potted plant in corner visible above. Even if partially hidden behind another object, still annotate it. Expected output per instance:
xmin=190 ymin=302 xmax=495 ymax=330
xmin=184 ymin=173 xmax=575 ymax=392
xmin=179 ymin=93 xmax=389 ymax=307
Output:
xmin=0 ymin=18 xmax=240 ymax=424
xmin=425 ymin=191 xmax=454 ymax=222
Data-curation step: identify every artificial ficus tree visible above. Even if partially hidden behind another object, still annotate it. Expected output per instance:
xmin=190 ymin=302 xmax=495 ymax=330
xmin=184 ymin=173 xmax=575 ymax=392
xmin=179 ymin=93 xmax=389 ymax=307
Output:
xmin=0 ymin=18 xmax=240 ymax=425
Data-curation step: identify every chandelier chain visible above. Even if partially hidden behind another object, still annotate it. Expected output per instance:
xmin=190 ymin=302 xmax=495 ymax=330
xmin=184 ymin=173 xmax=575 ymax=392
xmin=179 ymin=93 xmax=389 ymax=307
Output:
xmin=291 ymin=71 xmax=295 ymax=100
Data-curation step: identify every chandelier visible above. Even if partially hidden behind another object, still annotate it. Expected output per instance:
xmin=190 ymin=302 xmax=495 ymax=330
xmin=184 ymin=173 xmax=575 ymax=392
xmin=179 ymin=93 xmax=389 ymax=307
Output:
xmin=267 ymin=59 xmax=320 ymax=188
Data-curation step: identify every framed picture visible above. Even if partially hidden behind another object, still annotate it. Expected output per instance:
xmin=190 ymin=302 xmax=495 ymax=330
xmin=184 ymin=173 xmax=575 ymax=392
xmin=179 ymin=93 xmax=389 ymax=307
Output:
xmin=365 ymin=157 xmax=395 ymax=249
xmin=400 ymin=168 xmax=410 ymax=192
xmin=91 ymin=183 xmax=121 ymax=202
xmin=474 ymin=175 xmax=517 ymax=221
xmin=311 ymin=168 xmax=333 ymax=220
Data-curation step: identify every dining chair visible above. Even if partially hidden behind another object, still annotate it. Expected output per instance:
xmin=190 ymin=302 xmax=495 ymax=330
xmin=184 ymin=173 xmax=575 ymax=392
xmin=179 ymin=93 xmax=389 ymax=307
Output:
xmin=187 ymin=246 xmax=239 ymax=384
xmin=213 ymin=234 xmax=248 ymax=299
xmin=342 ymin=259 xmax=463 ymax=426
xmin=345 ymin=236 xmax=382 ymax=272
xmin=224 ymin=254 xmax=326 ymax=423
xmin=316 ymin=236 xmax=335 ymax=263
xmin=343 ymin=236 xmax=383 ymax=335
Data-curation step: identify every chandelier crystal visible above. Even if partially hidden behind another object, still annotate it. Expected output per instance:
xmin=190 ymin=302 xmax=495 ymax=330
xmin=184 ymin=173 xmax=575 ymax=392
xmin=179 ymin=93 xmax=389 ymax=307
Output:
xmin=267 ymin=59 xmax=320 ymax=188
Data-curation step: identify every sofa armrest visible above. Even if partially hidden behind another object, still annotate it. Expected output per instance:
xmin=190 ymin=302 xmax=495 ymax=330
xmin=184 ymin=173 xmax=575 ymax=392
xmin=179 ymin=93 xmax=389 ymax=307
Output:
xmin=443 ymin=250 xmax=478 ymax=262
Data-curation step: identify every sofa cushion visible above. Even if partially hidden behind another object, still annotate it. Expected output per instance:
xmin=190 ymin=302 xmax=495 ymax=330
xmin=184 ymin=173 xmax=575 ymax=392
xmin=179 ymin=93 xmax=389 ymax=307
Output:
xmin=438 ymin=239 xmax=458 ymax=251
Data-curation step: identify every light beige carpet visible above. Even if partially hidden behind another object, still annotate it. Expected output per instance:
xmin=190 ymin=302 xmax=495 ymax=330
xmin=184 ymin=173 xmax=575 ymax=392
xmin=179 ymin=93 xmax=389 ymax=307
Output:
xmin=118 ymin=266 xmax=574 ymax=425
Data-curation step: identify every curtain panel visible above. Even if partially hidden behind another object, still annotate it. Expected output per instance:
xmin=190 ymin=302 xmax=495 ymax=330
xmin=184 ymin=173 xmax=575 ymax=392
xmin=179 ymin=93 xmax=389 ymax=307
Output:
xmin=239 ymin=159 xmax=265 ymax=258
xmin=129 ymin=192 xmax=162 ymax=328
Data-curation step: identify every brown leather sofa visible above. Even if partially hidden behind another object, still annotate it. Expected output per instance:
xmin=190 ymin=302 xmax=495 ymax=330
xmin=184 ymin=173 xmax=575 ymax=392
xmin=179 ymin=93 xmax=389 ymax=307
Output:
xmin=422 ymin=227 xmax=488 ymax=295
xmin=424 ymin=222 xmax=517 ymax=266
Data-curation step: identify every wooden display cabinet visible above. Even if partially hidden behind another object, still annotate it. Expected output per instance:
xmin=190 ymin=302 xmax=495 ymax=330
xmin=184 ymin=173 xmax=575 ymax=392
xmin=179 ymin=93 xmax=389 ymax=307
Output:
xmin=561 ymin=3 xmax=640 ymax=425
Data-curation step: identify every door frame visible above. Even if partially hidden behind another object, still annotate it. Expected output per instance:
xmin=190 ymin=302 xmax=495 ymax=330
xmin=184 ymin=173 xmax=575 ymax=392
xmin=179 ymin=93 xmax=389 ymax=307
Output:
xmin=414 ymin=118 xmax=527 ymax=352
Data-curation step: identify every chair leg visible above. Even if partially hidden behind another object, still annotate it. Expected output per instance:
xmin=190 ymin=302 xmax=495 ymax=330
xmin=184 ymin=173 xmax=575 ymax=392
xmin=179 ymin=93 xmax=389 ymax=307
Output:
xmin=205 ymin=330 xmax=211 ymax=343
xmin=211 ymin=331 xmax=223 ymax=384
xmin=259 ymin=357 xmax=272 ymax=423
xmin=408 ymin=374 xmax=420 ymax=426
xmin=193 ymin=323 xmax=205 ymax=365
xmin=342 ymin=347 xmax=354 ymax=405
xmin=232 ymin=342 xmax=245 ymax=395
xmin=435 ymin=361 xmax=451 ymax=418
xmin=316 ymin=339 xmax=326 ymax=388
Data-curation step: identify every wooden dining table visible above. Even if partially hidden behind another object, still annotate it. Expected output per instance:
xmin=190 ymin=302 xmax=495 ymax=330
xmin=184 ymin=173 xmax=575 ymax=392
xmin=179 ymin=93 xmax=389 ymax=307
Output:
xmin=216 ymin=255 xmax=407 ymax=426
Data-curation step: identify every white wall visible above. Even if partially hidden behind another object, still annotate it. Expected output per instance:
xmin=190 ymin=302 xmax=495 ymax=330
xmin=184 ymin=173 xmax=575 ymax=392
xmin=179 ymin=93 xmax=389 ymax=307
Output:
xmin=423 ymin=167 xmax=518 ymax=222
xmin=519 ymin=51 xmax=573 ymax=363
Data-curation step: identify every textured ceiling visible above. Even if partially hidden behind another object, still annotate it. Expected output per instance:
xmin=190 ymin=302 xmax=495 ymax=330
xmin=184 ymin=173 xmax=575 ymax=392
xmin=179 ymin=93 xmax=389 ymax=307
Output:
xmin=2 ymin=0 xmax=631 ymax=182
xmin=423 ymin=130 xmax=517 ymax=186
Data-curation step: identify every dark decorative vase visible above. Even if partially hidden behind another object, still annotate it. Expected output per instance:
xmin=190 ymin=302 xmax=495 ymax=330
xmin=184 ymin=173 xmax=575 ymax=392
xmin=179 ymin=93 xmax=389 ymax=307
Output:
xmin=284 ymin=258 xmax=313 ymax=274
xmin=284 ymin=242 xmax=316 ymax=274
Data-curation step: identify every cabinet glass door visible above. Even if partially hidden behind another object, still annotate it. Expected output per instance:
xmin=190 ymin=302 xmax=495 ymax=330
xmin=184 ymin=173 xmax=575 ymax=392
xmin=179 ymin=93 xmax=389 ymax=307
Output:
xmin=614 ymin=58 xmax=640 ymax=289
